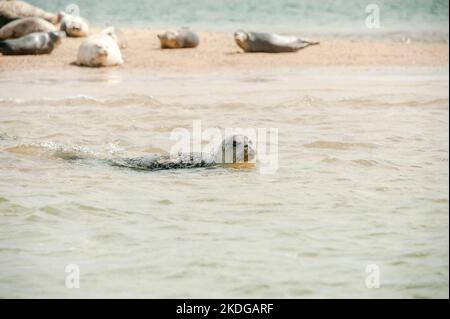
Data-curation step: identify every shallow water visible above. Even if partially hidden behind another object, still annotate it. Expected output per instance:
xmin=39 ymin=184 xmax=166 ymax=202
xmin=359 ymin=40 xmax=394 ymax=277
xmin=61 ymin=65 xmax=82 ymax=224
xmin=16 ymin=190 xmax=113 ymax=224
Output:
xmin=28 ymin=0 xmax=449 ymax=41
xmin=0 ymin=67 xmax=448 ymax=298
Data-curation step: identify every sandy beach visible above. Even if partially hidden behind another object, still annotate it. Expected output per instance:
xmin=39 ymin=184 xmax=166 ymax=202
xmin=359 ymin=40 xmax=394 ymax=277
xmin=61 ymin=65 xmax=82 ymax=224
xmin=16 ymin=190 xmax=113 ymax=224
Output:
xmin=0 ymin=28 xmax=448 ymax=72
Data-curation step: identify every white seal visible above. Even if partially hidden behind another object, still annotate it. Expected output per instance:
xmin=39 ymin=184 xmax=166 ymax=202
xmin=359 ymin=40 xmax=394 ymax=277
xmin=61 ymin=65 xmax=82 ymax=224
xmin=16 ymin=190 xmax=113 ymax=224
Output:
xmin=76 ymin=27 xmax=123 ymax=67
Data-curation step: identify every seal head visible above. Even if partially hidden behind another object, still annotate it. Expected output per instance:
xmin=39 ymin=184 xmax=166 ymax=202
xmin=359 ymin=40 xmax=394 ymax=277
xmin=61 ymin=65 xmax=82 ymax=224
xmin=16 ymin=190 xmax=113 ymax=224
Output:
xmin=234 ymin=30 xmax=249 ymax=52
xmin=158 ymin=30 xmax=178 ymax=48
xmin=60 ymin=12 xmax=89 ymax=37
xmin=213 ymin=134 xmax=256 ymax=165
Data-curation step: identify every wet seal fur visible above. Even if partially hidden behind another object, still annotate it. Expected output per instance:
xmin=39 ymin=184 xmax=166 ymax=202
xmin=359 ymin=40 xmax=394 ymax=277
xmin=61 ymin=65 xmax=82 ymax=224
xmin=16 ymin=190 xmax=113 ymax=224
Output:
xmin=111 ymin=135 xmax=255 ymax=171
xmin=0 ymin=16 xmax=56 ymax=40
xmin=158 ymin=28 xmax=199 ymax=49
xmin=234 ymin=30 xmax=319 ymax=53
xmin=0 ymin=0 xmax=60 ymax=28
xmin=0 ymin=30 xmax=64 ymax=55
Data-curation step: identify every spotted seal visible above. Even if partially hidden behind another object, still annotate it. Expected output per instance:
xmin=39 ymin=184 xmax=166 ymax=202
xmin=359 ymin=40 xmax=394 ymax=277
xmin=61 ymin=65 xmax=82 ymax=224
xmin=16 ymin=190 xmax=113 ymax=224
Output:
xmin=0 ymin=30 xmax=64 ymax=55
xmin=0 ymin=17 xmax=56 ymax=40
xmin=158 ymin=28 xmax=200 ymax=49
xmin=234 ymin=30 xmax=319 ymax=53
xmin=110 ymin=135 xmax=255 ymax=171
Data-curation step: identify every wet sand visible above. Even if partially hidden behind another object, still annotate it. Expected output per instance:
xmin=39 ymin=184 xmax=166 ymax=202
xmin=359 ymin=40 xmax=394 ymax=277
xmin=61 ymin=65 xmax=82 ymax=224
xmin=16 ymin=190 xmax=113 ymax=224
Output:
xmin=0 ymin=28 xmax=448 ymax=72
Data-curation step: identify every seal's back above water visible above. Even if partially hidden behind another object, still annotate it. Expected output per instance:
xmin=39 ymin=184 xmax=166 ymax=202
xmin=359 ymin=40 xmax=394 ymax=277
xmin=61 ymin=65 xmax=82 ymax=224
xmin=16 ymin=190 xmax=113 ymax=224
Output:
xmin=110 ymin=135 xmax=255 ymax=171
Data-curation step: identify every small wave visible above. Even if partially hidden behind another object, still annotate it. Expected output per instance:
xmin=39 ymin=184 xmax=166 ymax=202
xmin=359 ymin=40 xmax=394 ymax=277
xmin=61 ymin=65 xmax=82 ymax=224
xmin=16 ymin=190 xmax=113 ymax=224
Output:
xmin=351 ymin=159 xmax=379 ymax=167
xmin=304 ymin=140 xmax=378 ymax=150
xmin=0 ymin=94 xmax=163 ymax=107
xmin=337 ymin=97 xmax=449 ymax=108
xmin=268 ymin=96 xmax=448 ymax=109
xmin=0 ymin=94 xmax=446 ymax=109
xmin=5 ymin=140 xmax=96 ymax=161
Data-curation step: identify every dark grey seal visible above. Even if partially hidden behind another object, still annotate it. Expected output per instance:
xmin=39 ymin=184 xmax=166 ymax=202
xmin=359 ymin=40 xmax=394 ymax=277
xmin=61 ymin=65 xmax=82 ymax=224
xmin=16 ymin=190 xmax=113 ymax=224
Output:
xmin=158 ymin=28 xmax=200 ymax=49
xmin=234 ymin=30 xmax=319 ymax=53
xmin=0 ymin=30 xmax=64 ymax=55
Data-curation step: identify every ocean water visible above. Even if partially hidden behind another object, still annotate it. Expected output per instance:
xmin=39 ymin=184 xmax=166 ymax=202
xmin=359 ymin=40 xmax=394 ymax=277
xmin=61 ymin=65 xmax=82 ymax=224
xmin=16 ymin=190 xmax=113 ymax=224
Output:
xmin=0 ymin=67 xmax=448 ymax=298
xmin=27 ymin=0 xmax=449 ymax=41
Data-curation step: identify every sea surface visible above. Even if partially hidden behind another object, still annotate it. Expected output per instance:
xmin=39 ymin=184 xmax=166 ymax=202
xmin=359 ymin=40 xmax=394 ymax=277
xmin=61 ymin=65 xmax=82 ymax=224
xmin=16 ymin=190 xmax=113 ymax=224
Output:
xmin=0 ymin=67 xmax=448 ymax=298
xmin=27 ymin=0 xmax=449 ymax=41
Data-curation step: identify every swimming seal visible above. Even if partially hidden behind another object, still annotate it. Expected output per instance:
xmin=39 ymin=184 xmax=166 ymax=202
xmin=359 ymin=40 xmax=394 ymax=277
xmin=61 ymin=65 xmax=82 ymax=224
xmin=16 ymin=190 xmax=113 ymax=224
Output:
xmin=0 ymin=0 xmax=60 ymax=27
xmin=60 ymin=12 xmax=89 ymax=37
xmin=0 ymin=30 xmax=64 ymax=55
xmin=234 ymin=30 xmax=319 ymax=53
xmin=76 ymin=27 xmax=123 ymax=67
xmin=110 ymin=135 xmax=255 ymax=171
xmin=0 ymin=17 xmax=56 ymax=40
xmin=0 ymin=133 xmax=255 ymax=172
xmin=158 ymin=28 xmax=199 ymax=49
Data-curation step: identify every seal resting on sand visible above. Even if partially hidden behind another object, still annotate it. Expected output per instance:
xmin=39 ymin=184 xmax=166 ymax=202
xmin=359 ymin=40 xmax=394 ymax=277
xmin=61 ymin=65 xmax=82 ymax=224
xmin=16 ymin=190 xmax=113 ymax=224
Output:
xmin=0 ymin=30 xmax=64 ymax=55
xmin=76 ymin=27 xmax=123 ymax=67
xmin=0 ymin=0 xmax=60 ymax=27
xmin=60 ymin=12 xmax=88 ymax=37
xmin=110 ymin=135 xmax=255 ymax=171
xmin=0 ymin=16 xmax=56 ymax=40
xmin=234 ymin=30 xmax=319 ymax=53
xmin=158 ymin=28 xmax=199 ymax=49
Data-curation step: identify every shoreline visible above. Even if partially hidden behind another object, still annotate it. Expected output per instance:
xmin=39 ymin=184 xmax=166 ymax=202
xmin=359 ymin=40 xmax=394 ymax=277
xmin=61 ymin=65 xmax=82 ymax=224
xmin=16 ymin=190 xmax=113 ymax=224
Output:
xmin=0 ymin=28 xmax=448 ymax=73
xmin=0 ymin=66 xmax=447 ymax=104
